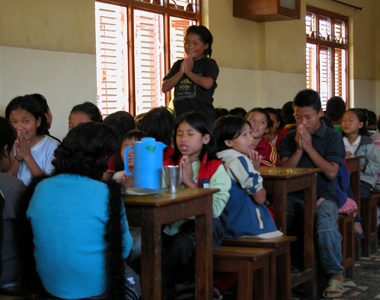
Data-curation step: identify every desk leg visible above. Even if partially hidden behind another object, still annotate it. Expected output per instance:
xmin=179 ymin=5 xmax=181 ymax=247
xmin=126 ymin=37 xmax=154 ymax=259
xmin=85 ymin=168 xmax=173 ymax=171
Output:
xmin=350 ymin=169 xmax=361 ymax=212
xmin=303 ymin=174 xmax=317 ymax=300
xmin=272 ymin=181 xmax=288 ymax=233
xmin=194 ymin=195 xmax=213 ymax=300
xmin=140 ymin=208 xmax=162 ymax=300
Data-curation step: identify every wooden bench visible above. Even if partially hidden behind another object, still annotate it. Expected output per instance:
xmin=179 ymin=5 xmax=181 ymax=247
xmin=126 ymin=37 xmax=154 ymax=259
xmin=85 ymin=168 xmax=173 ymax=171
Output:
xmin=361 ymin=191 xmax=380 ymax=256
xmin=221 ymin=235 xmax=296 ymax=300
xmin=338 ymin=209 xmax=356 ymax=277
xmin=213 ymin=246 xmax=275 ymax=300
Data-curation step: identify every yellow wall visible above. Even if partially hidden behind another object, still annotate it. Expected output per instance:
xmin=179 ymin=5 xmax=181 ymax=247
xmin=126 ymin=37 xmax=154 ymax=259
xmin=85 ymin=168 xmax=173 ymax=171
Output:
xmin=0 ymin=0 xmax=95 ymax=54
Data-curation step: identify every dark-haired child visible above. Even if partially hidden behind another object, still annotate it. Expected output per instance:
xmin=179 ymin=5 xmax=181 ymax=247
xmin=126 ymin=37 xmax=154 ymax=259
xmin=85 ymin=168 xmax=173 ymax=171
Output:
xmin=162 ymin=111 xmax=230 ymax=289
xmin=113 ymin=130 xmax=148 ymax=188
xmin=139 ymin=107 xmax=175 ymax=161
xmin=280 ymin=101 xmax=297 ymax=135
xmin=162 ymin=25 xmax=219 ymax=122
xmin=278 ymin=89 xmax=345 ymax=298
xmin=342 ymin=109 xmax=380 ymax=197
xmin=246 ymin=108 xmax=279 ymax=167
xmin=326 ymin=96 xmax=346 ymax=134
xmin=229 ymin=107 xmax=247 ymax=117
xmin=264 ymin=107 xmax=285 ymax=149
xmin=17 ymin=122 xmax=139 ymax=300
xmin=6 ymin=95 xmax=60 ymax=185
xmin=68 ymin=101 xmax=103 ymax=131
xmin=0 ymin=117 xmax=25 ymax=290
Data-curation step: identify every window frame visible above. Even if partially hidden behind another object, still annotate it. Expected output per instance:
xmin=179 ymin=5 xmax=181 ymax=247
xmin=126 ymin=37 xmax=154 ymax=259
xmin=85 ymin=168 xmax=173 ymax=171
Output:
xmin=96 ymin=0 xmax=201 ymax=116
xmin=306 ymin=6 xmax=349 ymax=108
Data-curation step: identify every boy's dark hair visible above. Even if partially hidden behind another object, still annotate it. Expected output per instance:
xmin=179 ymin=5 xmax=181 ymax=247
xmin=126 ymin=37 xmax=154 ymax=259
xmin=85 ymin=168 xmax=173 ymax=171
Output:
xmin=171 ymin=111 xmax=217 ymax=164
xmin=320 ymin=115 xmax=334 ymax=129
xmin=0 ymin=117 xmax=17 ymax=161
xmin=139 ymin=107 xmax=175 ymax=147
xmin=185 ymin=25 xmax=213 ymax=57
xmin=104 ymin=111 xmax=135 ymax=143
xmin=293 ymin=89 xmax=321 ymax=112
xmin=326 ymin=97 xmax=346 ymax=121
xmin=122 ymin=130 xmax=148 ymax=143
xmin=343 ymin=109 xmax=369 ymax=137
xmin=246 ymin=107 xmax=273 ymax=129
xmin=281 ymin=101 xmax=296 ymax=125
xmin=5 ymin=95 xmax=48 ymax=136
xmin=367 ymin=110 xmax=377 ymax=127
xmin=214 ymin=115 xmax=251 ymax=152
xmin=229 ymin=107 xmax=247 ymax=117
xmin=70 ymin=102 xmax=103 ymax=123
xmin=52 ymin=122 xmax=119 ymax=180
xmin=215 ymin=108 xmax=229 ymax=121
xmin=265 ymin=107 xmax=282 ymax=129
xmin=134 ymin=113 xmax=147 ymax=130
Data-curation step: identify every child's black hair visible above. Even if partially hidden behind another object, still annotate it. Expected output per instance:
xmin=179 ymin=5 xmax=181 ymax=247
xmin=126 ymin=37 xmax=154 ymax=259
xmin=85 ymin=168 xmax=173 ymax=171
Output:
xmin=185 ymin=25 xmax=213 ymax=57
xmin=214 ymin=115 xmax=251 ymax=152
xmin=171 ymin=111 xmax=217 ymax=164
xmin=70 ymin=102 xmax=103 ymax=123
xmin=293 ymin=89 xmax=321 ymax=112
xmin=275 ymin=108 xmax=285 ymax=130
xmin=5 ymin=95 xmax=48 ymax=136
xmin=122 ymin=130 xmax=148 ymax=143
xmin=246 ymin=107 xmax=273 ymax=129
xmin=367 ymin=110 xmax=377 ymax=127
xmin=265 ymin=107 xmax=281 ymax=129
xmin=0 ymin=117 xmax=17 ymax=162
xmin=342 ymin=109 xmax=369 ymax=137
xmin=104 ymin=111 xmax=135 ymax=143
xmin=52 ymin=122 xmax=119 ymax=180
xmin=320 ymin=115 xmax=334 ymax=129
xmin=215 ymin=108 xmax=229 ymax=121
xmin=139 ymin=107 xmax=175 ymax=147
xmin=281 ymin=101 xmax=295 ymax=125
xmin=229 ymin=107 xmax=247 ymax=118
xmin=326 ymin=97 xmax=346 ymax=121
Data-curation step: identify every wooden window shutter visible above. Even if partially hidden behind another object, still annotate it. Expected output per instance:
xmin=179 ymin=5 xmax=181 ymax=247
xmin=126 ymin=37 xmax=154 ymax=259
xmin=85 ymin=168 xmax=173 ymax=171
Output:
xmin=306 ymin=43 xmax=317 ymax=91
xmin=95 ymin=2 xmax=128 ymax=117
xmin=319 ymin=46 xmax=332 ymax=108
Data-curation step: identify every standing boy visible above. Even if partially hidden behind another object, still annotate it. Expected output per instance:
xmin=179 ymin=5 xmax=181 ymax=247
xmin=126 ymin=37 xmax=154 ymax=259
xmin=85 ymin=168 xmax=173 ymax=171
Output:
xmin=278 ymin=89 xmax=346 ymax=298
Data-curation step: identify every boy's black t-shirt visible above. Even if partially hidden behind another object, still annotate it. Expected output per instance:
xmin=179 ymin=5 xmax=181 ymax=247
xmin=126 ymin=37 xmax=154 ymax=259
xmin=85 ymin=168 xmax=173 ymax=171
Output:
xmin=164 ymin=57 xmax=219 ymax=122
xmin=278 ymin=120 xmax=346 ymax=206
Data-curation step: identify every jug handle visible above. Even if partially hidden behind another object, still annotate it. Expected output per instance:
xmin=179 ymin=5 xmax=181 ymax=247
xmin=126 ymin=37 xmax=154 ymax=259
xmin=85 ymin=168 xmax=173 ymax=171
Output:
xmin=124 ymin=146 xmax=134 ymax=175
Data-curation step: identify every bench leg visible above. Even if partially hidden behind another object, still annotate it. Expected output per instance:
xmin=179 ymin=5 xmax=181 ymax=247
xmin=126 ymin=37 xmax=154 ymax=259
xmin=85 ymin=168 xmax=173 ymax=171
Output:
xmin=237 ymin=262 xmax=253 ymax=300
xmin=277 ymin=247 xmax=292 ymax=300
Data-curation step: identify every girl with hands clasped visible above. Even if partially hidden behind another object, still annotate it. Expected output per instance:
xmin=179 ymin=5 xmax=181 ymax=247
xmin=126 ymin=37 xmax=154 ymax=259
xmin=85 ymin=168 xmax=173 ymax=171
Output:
xmin=161 ymin=112 xmax=230 ymax=290
xmin=162 ymin=25 xmax=218 ymax=123
xmin=5 ymin=95 xmax=59 ymax=185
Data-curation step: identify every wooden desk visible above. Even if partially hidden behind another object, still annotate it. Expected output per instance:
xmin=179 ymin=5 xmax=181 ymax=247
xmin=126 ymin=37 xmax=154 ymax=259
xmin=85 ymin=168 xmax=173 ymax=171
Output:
xmin=259 ymin=166 xmax=320 ymax=298
xmin=345 ymin=156 xmax=363 ymax=211
xmin=123 ymin=188 xmax=217 ymax=300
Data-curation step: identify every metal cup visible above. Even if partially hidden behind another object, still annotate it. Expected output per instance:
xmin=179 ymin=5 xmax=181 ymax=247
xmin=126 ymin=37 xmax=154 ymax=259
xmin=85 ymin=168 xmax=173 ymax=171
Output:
xmin=164 ymin=165 xmax=180 ymax=193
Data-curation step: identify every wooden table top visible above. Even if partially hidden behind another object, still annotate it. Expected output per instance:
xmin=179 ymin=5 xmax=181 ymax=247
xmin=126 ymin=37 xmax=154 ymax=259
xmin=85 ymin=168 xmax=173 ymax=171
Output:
xmin=259 ymin=166 xmax=321 ymax=178
xmin=123 ymin=187 xmax=219 ymax=207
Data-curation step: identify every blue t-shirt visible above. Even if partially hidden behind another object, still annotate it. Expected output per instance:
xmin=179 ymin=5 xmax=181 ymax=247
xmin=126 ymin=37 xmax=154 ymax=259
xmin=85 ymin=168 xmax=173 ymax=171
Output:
xmin=27 ymin=174 xmax=132 ymax=299
xmin=278 ymin=120 xmax=346 ymax=206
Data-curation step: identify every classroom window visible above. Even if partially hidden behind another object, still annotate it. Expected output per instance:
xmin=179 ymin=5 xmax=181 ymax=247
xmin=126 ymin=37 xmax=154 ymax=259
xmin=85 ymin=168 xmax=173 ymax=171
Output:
xmin=305 ymin=7 xmax=348 ymax=109
xmin=95 ymin=0 xmax=199 ymax=117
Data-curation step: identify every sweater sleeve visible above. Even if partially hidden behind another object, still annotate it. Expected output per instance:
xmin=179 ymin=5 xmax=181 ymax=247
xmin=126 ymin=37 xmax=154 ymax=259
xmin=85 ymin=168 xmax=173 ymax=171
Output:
xmin=362 ymin=143 xmax=380 ymax=180
xmin=209 ymin=164 xmax=231 ymax=218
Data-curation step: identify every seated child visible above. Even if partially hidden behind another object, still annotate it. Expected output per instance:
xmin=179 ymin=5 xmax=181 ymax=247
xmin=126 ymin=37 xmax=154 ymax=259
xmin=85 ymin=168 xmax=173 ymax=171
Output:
xmin=212 ymin=115 xmax=282 ymax=299
xmin=246 ymin=107 xmax=279 ymax=167
xmin=265 ymin=107 xmax=285 ymax=149
xmin=6 ymin=95 xmax=60 ymax=185
xmin=68 ymin=102 xmax=103 ymax=131
xmin=113 ymin=130 xmax=148 ymax=188
xmin=17 ymin=123 xmax=139 ymax=300
xmin=0 ymin=117 xmax=25 ymax=290
xmin=326 ymin=96 xmax=346 ymax=134
xmin=162 ymin=111 xmax=231 ymax=289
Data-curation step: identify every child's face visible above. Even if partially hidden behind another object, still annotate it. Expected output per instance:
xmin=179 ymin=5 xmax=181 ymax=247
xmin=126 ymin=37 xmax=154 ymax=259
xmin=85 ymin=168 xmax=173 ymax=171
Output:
xmin=268 ymin=113 xmax=279 ymax=131
xmin=342 ymin=111 xmax=363 ymax=135
xmin=120 ymin=137 xmax=137 ymax=169
xmin=225 ymin=123 xmax=254 ymax=155
xmin=246 ymin=111 xmax=269 ymax=139
xmin=176 ymin=121 xmax=210 ymax=164
xmin=184 ymin=32 xmax=208 ymax=61
xmin=293 ymin=106 xmax=323 ymax=134
xmin=69 ymin=111 xmax=92 ymax=131
xmin=8 ymin=108 xmax=41 ymax=143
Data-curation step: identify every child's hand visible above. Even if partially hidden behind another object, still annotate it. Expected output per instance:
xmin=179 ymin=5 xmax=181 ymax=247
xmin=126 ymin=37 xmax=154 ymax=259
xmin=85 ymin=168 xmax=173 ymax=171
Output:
xmin=295 ymin=126 xmax=303 ymax=150
xmin=180 ymin=155 xmax=196 ymax=188
xmin=299 ymin=125 xmax=312 ymax=152
xmin=248 ymin=150 xmax=261 ymax=170
xmin=346 ymin=151 xmax=353 ymax=158
xmin=183 ymin=55 xmax=194 ymax=74
xmin=15 ymin=130 xmax=31 ymax=161
xmin=121 ymin=173 xmax=134 ymax=188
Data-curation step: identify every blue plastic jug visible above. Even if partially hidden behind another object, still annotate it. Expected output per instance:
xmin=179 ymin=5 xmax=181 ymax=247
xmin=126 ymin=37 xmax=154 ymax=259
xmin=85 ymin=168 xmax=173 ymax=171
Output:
xmin=125 ymin=137 xmax=166 ymax=189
